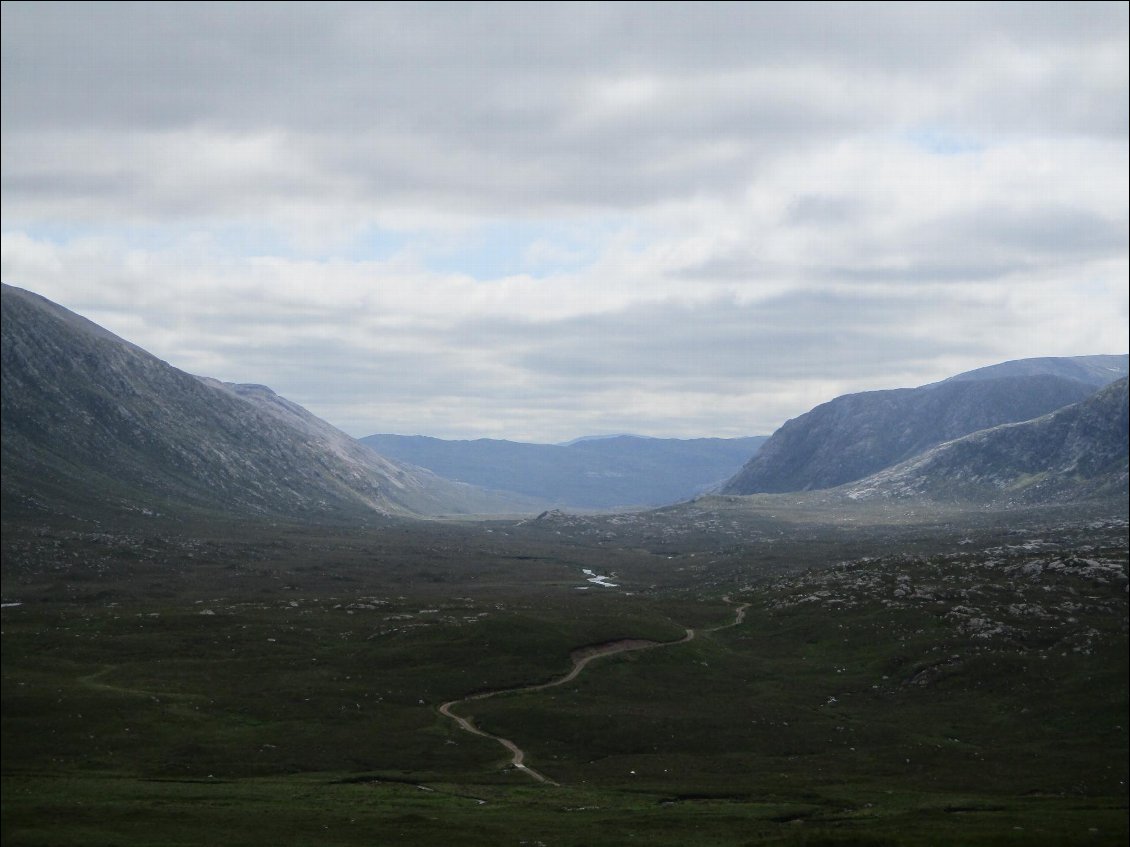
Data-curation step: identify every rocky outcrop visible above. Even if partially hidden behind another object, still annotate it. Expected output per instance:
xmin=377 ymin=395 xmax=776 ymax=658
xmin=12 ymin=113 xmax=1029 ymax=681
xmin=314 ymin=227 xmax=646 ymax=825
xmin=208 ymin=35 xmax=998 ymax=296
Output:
xmin=723 ymin=359 xmax=1124 ymax=495
xmin=844 ymin=378 xmax=1129 ymax=504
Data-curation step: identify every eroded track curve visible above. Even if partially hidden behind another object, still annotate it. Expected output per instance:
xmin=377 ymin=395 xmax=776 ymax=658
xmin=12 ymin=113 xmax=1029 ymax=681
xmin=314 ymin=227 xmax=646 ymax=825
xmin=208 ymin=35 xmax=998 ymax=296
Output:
xmin=437 ymin=597 xmax=749 ymax=784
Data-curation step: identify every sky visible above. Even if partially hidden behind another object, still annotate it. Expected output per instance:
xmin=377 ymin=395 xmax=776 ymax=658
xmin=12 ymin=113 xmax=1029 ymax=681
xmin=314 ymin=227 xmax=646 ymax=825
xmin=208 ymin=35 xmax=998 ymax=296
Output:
xmin=2 ymin=2 xmax=1127 ymax=442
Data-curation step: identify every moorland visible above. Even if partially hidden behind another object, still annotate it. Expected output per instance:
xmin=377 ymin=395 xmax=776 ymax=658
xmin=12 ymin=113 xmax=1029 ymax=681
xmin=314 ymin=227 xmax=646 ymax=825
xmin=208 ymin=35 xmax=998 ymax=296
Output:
xmin=3 ymin=497 xmax=1126 ymax=847
xmin=2 ymin=287 xmax=1126 ymax=845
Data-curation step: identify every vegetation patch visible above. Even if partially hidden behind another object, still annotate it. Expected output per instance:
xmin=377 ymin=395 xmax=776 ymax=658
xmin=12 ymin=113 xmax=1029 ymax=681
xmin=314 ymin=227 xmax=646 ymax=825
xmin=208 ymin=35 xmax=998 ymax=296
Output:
xmin=3 ymin=509 xmax=1127 ymax=845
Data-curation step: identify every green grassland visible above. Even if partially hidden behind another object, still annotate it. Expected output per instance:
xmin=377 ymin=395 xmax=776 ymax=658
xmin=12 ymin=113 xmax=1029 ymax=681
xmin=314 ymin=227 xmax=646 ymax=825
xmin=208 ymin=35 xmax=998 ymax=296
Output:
xmin=2 ymin=505 xmax=1127 ymax=845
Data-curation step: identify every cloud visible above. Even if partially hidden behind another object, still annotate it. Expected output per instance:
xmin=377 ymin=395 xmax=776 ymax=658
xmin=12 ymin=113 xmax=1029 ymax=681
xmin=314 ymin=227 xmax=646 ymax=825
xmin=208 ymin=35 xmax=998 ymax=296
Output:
xmin=5 ymin=3 xmax=1125 ymax=228
xmin=1 ymin=3 xmax=1127 ymax=441
xmin=5 ymin=229 xmax=1126 ymax=442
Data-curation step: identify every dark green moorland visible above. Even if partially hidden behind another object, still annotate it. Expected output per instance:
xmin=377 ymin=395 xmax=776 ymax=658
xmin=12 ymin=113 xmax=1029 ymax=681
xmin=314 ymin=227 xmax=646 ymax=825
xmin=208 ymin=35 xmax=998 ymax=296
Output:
xmin=2 ymin=499 xmax=1127 ymax=846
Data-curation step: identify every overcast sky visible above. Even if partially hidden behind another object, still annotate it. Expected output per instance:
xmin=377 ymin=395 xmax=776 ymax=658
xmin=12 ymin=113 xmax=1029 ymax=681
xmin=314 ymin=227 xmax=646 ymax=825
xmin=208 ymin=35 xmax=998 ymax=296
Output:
xmin=2 ymin=2 xmax=1127 ymax=442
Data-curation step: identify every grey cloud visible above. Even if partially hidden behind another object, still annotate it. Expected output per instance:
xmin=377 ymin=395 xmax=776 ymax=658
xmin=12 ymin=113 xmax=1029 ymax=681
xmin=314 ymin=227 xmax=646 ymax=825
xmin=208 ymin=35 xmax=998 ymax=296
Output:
xmin=953 ymin=206 xmax=1129 ymax=259
xmin=510 ymin=293 xmax=979 ymax=387
xmin=785 ymin=194 xmax=866 ymax=225
xmin=2 ymin=3 xmax=1125 ymax=440
xmin=684 ymin=201 xmax=1128 ymax=287
xmin=135 ymin=287 xmax=988 ymax=438
xmin=395 ymin=292 xmax=990 ymax=437
xmin=1 ymin=167 xmax=144 ymax=202
xmin=681 ymin=245 xmax=1028 ymax=289
xmin=845 ymin=205 xmax=1130 ymax=284
xmin=4 ymin=3 xmax=1126 ymax=222
xmin=824 ymin=260 xmax=1033 ymax=286
xmin=5 ymin=3 xmax=1122 ymax=130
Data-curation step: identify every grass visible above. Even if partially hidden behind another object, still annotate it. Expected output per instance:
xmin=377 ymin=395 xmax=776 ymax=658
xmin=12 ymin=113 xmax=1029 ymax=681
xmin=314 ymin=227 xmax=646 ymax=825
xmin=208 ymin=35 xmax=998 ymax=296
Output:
xmin=4 ymin=772 xmax=1126 ymax=847
xmin=2 ymin=507 xmax=1127 ymax=845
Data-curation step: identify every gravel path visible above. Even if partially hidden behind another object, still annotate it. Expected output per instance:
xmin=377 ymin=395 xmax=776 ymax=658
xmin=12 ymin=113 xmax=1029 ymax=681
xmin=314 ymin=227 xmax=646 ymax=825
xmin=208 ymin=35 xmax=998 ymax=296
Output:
xmin=437 ymin=597 xmax=749 ymax=784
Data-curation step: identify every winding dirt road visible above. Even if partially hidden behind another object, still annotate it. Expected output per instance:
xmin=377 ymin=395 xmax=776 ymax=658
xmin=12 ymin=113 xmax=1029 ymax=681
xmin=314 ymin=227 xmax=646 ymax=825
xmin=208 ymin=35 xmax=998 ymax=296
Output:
xmin=437 ymin=597 xmax=750 ymax=784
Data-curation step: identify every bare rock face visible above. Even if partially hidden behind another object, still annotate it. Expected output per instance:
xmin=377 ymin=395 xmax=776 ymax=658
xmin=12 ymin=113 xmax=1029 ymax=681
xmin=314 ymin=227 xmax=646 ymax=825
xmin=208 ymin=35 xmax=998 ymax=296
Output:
xmin=1 ymin=284 xmax=533 ymax=522
xmin=723 ymin=356 xmax=1127 ymax=495
xmin=845 ymin=377 xmax=1129 ymax=504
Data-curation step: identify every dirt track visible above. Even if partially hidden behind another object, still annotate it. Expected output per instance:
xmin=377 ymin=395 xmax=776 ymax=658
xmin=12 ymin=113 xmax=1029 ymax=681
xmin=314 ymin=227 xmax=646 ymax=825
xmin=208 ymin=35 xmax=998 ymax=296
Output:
xmin=437 ymin=598 xmax=749 ymax=784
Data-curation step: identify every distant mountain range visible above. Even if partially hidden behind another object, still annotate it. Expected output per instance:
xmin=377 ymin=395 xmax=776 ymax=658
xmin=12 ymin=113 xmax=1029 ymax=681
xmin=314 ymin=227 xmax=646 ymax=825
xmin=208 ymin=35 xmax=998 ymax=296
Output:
xmin=722 ymin=356 xmax=1128 ymax=496
xmin=3 ymin=283 xmax=1125 ymax=522
xmin=360 ymin=433 xmax=767 ymax=510
xmin=845 ymin=377 xmax=1128 ymax=503
xmin=0 ymin=284 xmax=541 ymax=522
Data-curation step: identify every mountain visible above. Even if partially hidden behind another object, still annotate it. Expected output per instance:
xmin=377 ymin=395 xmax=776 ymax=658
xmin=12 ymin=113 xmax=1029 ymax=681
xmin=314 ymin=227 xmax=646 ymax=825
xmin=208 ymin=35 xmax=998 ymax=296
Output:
xmin=360 ymin=433 xmax=768 ymax=509
xmin=557 ymin=434 xmax=640 ymax=446
xmin=722 ymin=358 xmax=1126 ymax=495
xmin=940 ymin=354 xmax=1128 ymax=387
xmin=844 ymin=378 xmax=1129 ymax=503
xmin=0 ymin=284 xmax=539 ymax=522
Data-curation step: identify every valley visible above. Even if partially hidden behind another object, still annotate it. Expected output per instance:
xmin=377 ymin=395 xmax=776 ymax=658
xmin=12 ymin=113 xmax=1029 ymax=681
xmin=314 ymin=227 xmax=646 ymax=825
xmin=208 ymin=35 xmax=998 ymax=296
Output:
xmin=2 ymin=502 xmax=1126 ymax=846
xmin=4 ymin=5 xmax=1127 ymax=844
xmin=2 ymin=286 xmax=1127 ymax=845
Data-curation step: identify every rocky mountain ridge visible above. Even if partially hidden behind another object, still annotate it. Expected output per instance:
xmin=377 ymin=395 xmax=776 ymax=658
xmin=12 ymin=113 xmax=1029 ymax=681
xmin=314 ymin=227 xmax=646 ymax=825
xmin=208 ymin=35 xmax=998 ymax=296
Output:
xmin=844 ymin=377 xmax=1129 ymax=504
xmin=939 ymin=354 xmax=1127 ymax=386
xmin=0 ymin=284 xmax=539 ymax=522
xmin=723 ymin=358 xmax=1127 ymax=495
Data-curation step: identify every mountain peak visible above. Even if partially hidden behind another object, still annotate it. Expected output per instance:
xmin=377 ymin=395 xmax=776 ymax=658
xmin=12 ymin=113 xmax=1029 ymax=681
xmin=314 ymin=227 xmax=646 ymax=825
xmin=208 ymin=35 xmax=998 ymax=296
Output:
xmin=844 ymin=377 xmax=1129 ymax=503
xmin=722 ymin=356 xmax=1128 ymax=496
xmin=941 ymin=354 xmax=1128 ymax=387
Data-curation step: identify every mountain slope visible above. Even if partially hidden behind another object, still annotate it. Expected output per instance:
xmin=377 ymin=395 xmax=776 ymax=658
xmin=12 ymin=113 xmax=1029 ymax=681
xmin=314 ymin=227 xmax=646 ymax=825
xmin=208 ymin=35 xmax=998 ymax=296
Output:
xmin=0 ymin=284 xmax=537 ymax=522
xmin=722 ymin=360 xmax=1122 ymax=495
xmin=844 ymin=378 xmax=1129 ymax=503
xmin=360 ymin=433 xmax=767 ymax=509
xmin=941 ymin=354 xmax=1127 ymax=387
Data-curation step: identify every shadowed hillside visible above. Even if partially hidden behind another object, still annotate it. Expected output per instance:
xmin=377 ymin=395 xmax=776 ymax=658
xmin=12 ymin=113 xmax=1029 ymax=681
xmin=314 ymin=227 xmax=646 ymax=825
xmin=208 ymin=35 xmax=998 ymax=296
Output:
xmin=846 ymin=377 xmax=1129 ymax=503
xmin=724 ymin=358 xmax=1125 ymax=495
xmin=0 ymin=284 xmax=540 ymax=522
